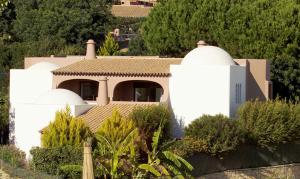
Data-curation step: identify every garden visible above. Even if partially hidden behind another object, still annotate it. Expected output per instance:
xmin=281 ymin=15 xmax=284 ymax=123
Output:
xmin=1 ymin=99 xmax=299 ymax=178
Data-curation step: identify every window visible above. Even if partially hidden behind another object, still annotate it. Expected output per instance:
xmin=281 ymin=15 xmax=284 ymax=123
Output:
xmin=235 ymin=83 xmax=242 ymax=104
xmin=134 ymin=87 xmax=162 ymax=102
xmin=80 ymin=82 xmax=98 ymax=100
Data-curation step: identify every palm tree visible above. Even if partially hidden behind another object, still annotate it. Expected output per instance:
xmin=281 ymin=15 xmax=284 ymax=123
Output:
xmin=135 ymin=124 xmax=194 ymax=178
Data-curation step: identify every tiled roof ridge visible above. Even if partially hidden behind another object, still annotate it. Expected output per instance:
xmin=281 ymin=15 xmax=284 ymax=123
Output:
xmin=53 ymin=71 xmax=171 ymax=77
xmin=52 ymin=58 xmax=182 ymax=76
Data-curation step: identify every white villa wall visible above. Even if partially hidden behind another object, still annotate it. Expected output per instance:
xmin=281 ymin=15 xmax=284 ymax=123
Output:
xmin=170 ymin=65 xmax=232 ymax=136
xmin=10 ymin=69 xmax=54 ymax=104
xmin=229 ymin=66 xmax=246 ymax=117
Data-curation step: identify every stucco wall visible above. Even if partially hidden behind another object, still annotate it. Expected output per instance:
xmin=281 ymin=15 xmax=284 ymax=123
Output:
xmin=234 ymin=59 xmax=271 ymax=101
xmin=200 ymin=163 xmax=300 ymax=179
xmin=24 ymin=56 xmax=83 ymax=69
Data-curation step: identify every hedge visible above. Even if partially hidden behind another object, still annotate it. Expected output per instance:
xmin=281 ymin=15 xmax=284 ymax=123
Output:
xmin=184 ymin=114 xmax=245 ymax=155
xmin=30 ymin=146 xmax=83 ymax=176
xmin=0 ymin=145 xmax=26 ymax=168
xmin=58 ymin=164 xmax=82 ymax=179
xmin=237 ymin=99 xmax=300 ymax=148
xmin=129 ymin=104 xmax=171 ymax=143
xmin=0 ymin=159 xmax=58 ymax=179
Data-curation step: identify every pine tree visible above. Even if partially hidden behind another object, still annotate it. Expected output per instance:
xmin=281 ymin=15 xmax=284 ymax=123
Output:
xmin=98 ymin=33 xmax=119 ymax=56
xmin=41 ymin=106 xmax=91 ymax=148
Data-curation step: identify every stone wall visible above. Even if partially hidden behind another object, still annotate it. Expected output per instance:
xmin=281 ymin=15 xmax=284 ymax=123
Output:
xmin=200 ymin=163 xmax=300 ymax=179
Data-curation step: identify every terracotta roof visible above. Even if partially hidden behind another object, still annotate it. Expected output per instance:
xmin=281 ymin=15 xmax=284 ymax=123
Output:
xmin=80 ymin=103 xmax=158 ymax=133
xmin=53 ymin=58 xmax=182 ymax=77
xmin=111 ymin=5 xmax=152 ymax=17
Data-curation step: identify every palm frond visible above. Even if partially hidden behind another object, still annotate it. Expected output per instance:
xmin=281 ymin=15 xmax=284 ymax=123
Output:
xmin=138 ymin=164 xmax=162 ymax=177
xmin=152 ymin=125 xmax=162 ymax=155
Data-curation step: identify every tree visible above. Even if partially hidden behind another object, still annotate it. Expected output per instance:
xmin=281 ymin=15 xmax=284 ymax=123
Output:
xmin=41 ymin=106 xmax=91 ymax=148
xmin=98 ymin=33 xmax=119 ymax=56
xmin=142 ymin=0 xmax=300 ymax=100
xmin=127 ymin=34 xmax=150 ymax=56
xmin=95 ymin=110 xmax=138 ymax=178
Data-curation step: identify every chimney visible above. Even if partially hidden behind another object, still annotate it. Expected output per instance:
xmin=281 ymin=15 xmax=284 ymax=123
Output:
xmin=197 ymin=40 xmax=207 ymax=47
xmin=96 ymin=76 xmax=109 ymax=106
xmin=86 ymin=39 xmax=96 ymax=59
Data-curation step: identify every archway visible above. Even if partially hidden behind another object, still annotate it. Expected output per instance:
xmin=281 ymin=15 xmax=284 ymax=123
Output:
xmin=113 ymin=80 xmax=163 ymax=102
xmin=58 ymin=79 xmax=99 ymax=101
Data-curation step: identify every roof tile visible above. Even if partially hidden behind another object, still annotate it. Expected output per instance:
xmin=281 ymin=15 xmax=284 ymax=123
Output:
xmin=53 ymin=58 xmax=182 ymax=76
xmin=80 ymin=103 xmax=158 ymax=133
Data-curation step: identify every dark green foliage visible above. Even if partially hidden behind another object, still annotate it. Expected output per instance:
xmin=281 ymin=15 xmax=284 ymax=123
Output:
xmin=13 ymin=0 xmax=113 ymax=45
xmin=127 ymin=34 xmax=150 ymax=56
xmin=237 ymin=99 xmax=300 ymax=148
xmin=0 ymin=145 xmax=26 ymax=168
xmin=30 ymin=146 xmax=83 ymax=175
xmin=0 ymin=78 xmax=9 ymax=144
xmin=142 ymin=0 xmax=300 ymax=99
xmin=58 ymin=165 xmax=82 ymax=179
xmin=185 ymin=114 xmax=245 ymax=155
xmin=129 ymin=105 xmax=171 ymax=143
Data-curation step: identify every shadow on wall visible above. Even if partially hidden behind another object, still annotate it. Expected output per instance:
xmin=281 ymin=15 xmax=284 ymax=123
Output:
xmin=189 ymin=143 xmax=300 ymax=177
xmin=247 ymin=71 xmax=266 ymax=101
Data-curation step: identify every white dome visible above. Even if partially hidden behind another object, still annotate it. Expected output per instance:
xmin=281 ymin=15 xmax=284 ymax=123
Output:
xmin=35 ymin=89 xmax=86 ymax=105
xmin=27 ymin=62 xmax=60 ymax=71
xmin=181 ymin=46 xmax=236 ymax=66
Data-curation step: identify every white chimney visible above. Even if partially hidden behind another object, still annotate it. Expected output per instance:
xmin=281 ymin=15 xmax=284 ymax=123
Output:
xmin=197 ymin=40 xmax=207 ymax=47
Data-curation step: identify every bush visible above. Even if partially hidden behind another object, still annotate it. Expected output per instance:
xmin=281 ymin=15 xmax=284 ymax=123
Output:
xmin=237 ymin=99 xmax=300 ymax=148
xmin=0 ymin=145 xmax=26 ymax=168
xmin=0 ymin=160 xmax=58 ymax=179
xmin=30 ymin=146 xmax=83 ymax=175
xmin=41 ymin=106 xmax=91 ymax=148
xmin=185 ymin=114 xmax=245 ymax=155
xmin=129 ymin=105 xmax=171 ymax=143
xmin=169 ymin=137 xmax=208 ymax=157
xmin=58 ymin=164 xmax=82 ymax=179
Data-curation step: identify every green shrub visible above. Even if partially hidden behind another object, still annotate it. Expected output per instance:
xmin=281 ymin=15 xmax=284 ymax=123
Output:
xmin=0 ymin=145 xmax=26 ymax=168
xmin=58 ymin=164 xmax=82 ymax=179
xmin=30 ymin=146 xmax=83 ymax=175
xmin=185 ymin=114 xmax=245 ymax=155
xmin=129 ymin=105 xmax=171 ymax=143
xmin=0 ymin=160 xmax=58 ymax=179
xmin=169 ymin=137 xmax=208 ymax=157
xmin=237 ymin=99 xmax=300 ymax=148
xmin=41 ymin=106 xmax=91 ymax=148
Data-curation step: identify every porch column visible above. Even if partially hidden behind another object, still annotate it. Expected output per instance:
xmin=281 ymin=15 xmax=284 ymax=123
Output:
xmin=96 ymin=76 xmax=109 ymax=106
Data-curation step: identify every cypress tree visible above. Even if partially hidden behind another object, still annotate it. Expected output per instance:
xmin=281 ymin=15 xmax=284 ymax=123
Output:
xmin=98 ymin=33 xmax=119 ymax=56
xmin=41 ymin=106 xmax=91 ymax=148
